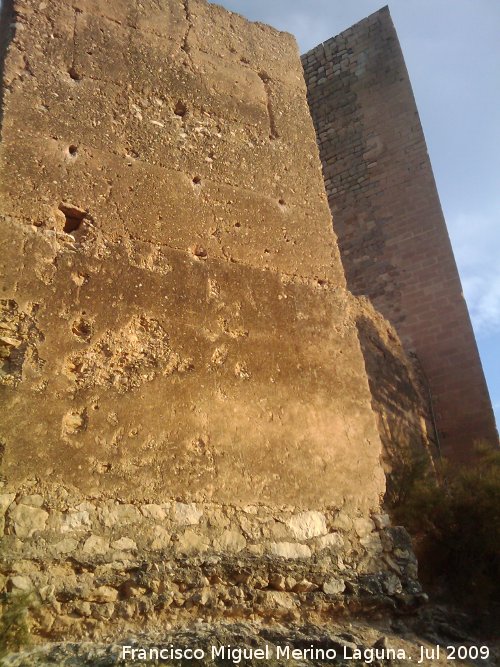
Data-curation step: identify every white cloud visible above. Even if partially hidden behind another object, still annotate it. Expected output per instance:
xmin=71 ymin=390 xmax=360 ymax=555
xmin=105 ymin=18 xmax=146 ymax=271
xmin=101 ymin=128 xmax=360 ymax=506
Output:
xmin=449 ymin=212 xmax=500 ymax=335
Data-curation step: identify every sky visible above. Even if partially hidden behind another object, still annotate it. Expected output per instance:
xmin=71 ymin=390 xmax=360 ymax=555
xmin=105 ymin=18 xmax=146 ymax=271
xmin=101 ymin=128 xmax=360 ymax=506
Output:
xmin=213 ymin=0 xmax=500 ymax=425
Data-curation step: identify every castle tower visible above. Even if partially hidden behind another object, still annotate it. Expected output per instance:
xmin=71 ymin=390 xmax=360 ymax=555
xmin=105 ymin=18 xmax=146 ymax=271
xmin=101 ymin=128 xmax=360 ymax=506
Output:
xmin=302 ymin=6 xmax=498 ymax=462
xmin=0 ymin=0 xmax=421 ymax=642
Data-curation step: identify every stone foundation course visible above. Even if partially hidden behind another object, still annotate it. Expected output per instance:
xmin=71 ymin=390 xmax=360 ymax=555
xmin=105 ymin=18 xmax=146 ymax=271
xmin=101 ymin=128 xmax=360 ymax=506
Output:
xmin=1 ymin=486 xmax=422 ymax=643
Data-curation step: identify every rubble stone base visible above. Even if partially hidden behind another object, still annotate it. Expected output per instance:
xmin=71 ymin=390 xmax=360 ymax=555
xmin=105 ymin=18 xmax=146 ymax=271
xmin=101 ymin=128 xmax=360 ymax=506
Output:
xmin=1 ymin=486 xmax=423 ymax=643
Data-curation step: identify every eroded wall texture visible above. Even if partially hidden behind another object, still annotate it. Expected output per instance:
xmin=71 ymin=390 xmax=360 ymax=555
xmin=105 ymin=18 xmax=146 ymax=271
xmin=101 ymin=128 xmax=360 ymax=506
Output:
xmin=0 ymin=0 xmax=425 ymax=641
xmin=0 ymin=0 xmax=384 ymax=508
xmin=302 ymin=6 xmax=498 ymax=462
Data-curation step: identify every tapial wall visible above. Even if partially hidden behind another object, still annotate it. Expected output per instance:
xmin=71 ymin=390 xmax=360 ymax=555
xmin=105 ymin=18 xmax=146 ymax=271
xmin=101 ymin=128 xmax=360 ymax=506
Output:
xmin=0 ymin=0 xmax=387 ymax=511
xmin=302 ymin=6 xmax=498 ymax=462
xmin=0 ymin=0 xmax=429 ymax=639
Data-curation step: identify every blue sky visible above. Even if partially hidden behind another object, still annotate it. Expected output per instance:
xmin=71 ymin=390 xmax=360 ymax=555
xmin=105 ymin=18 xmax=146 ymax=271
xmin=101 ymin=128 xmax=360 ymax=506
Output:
xmin=213 ymin=0 xmax=500 ymax=425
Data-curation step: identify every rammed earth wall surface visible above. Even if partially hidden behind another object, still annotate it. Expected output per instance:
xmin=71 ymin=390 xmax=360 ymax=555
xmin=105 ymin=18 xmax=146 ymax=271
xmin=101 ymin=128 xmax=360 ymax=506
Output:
xmin=302 ymin=7 xmax=498 ymax=462
xmin=0 ymin=0 xmax=427 ymax=644
xmin=0 ymin=0 xmax=385 ymax=509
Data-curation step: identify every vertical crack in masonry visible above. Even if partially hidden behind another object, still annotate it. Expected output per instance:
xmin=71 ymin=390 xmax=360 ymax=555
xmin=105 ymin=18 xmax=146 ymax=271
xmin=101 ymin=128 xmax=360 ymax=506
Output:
xmin=181 ymin=0 xmax=193 ymax=67
xmin=258 ymin=71 xmax=279 ymax=140
xmin=68 ymin=9 xmax=81 ymax=81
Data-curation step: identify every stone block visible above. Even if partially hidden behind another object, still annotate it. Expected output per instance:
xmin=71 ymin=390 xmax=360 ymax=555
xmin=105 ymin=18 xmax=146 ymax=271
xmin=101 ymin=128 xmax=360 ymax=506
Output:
xmin=213 ymin=529 xmax=246 ymax=553
xmin=10 ymin=575 xmax=33 ymax=592
xmin=10 ymin=504 xmax=49 ymax=538
xmin=353 ymin=517 xmax=375 ymax=538
xmin=177 ymin=529 xmax=210 ymax=554
xmin=149 ymin=526 xmax=171 ymax=550
xmin=61 ymin=511 xmax=92 ymax=533
xmin=0 ymin=493 xmax=16 ymax=516
xmin=315 ymin=532 xmax=345 ymax=551
xmin=110 ymin=537 xmax=137 ymax=551
xmin=141 ymin=504 xmax=168 ymax=521
xmin=82 ymin=535 xmax=109 ymax=555
xmin=287 ymin=511 xmax=328 ymax=540
xmin=52 ymin=538 xmax=79 ymax=555
xmin=90 ymin=586 xmax=119 ymax=603
xmin=322 ymin=578 xmax=346 ymax=595
xmin=173 ymin=502 xmax=203 ymax=526
xmin=268 ymin=542 xmax=312 ymax=559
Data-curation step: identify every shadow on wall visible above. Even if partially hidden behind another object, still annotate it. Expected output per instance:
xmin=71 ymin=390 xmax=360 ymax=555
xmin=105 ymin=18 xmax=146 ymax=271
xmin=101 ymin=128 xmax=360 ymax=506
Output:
xmin=0 ymin=0 xmax=16 ymax=133
xmin=356 ymin=314 xmax=438 ymax=506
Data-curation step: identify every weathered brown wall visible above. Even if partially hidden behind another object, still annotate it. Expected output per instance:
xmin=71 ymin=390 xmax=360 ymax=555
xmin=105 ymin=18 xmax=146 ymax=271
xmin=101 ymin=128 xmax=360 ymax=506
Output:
xmin=0 ymin=1 xmax=430 ymax=640
xmin=0 ymin=0 xmax=387 ymax=512
xmin=302 ymin=6 xmax=498 ymax=462
xmin=0 ymin=1 xmax=432 ymax=642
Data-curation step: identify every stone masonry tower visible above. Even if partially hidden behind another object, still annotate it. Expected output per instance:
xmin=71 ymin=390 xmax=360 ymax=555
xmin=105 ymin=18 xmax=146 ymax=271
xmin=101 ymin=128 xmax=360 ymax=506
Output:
xmin=302 ymin=6 xmax=498 ymax=462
